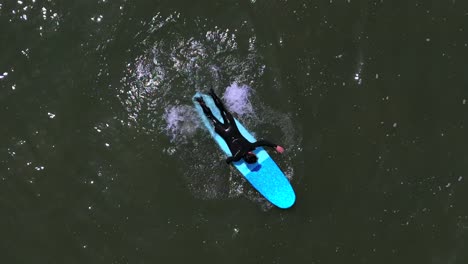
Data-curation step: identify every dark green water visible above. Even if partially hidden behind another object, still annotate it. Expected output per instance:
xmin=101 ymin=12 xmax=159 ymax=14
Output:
xmin=1 ymin=0 xmax=468 ymax=263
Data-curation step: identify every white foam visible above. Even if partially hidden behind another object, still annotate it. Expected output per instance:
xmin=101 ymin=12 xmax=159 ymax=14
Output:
xmin=164 ymin=105 xmax=199 ymax=142
xmin=223 ymin=83 xmax=254 ymax=116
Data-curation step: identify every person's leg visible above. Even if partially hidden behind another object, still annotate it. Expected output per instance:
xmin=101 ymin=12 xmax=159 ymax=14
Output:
xmin=209 ymin=89 xmax=225 ymax=109
xmin=209 ymin=89 xmax=233 ymax=125
xmin=196 ymin=97 xmax=223 ymax=127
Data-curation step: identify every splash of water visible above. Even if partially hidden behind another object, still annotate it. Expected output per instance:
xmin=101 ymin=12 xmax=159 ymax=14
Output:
xmin=119 ymin=14 xmax=263 ymax=134
xmin=223 ymin=83 xmax=254 ymax=116
xmin=118 ymin=13 xmax=302 ymax=209
xmin=164 ymin=105 xmax=199 ymax=142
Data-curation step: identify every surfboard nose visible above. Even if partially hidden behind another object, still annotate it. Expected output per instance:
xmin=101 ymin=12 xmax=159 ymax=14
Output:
xmin=275 ymin=191 xmax=296 ymax=209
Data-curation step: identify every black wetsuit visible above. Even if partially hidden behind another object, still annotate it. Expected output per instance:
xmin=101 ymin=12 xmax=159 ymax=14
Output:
xmin=198 ymin=91 xmax=278 ymax=164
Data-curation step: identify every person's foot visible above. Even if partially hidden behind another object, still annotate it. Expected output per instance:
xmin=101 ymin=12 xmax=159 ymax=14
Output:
xmin=209 ymin=88 xmax=216 ymax=97
xmin=195 ymin=97 xmax=205 ymax=105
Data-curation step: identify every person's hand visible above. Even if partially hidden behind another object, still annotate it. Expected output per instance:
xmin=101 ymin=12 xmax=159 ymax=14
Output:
xmin=275 ymin=145 xmax=285 ymax=154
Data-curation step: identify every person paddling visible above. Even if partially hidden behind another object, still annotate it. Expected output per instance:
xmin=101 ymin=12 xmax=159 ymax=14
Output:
xmin=195 ymin=89 xmax=284 ymax=164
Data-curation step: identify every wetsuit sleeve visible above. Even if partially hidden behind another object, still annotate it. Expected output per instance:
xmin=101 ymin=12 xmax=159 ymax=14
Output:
xmin=225 ymin=156 xmax=234 ymax=164
xmin=226 ymin=153 xmax=243 ymax=164
xmin=252 ymin=139 xmax=277 ymax=149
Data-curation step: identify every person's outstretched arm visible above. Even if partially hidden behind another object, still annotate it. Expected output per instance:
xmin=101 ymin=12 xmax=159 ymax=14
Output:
xmin=226 ymin=152 xmax=243 ymax=164
xmin=253 ymin=140 xmax=285 ymax=153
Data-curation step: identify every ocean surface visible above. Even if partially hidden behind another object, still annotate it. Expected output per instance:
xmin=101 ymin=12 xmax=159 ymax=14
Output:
xmin=1 ymin=0 xmax=468 ymax=263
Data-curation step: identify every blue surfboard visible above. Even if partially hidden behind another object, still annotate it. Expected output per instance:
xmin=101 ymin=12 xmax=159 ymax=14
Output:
xmin=193 ymin=92 xmax=295 ymax=209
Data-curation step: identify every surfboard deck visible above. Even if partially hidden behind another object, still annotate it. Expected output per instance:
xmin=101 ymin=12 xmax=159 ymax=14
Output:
xmin=193 ymin=92 xmax=295 ymax=209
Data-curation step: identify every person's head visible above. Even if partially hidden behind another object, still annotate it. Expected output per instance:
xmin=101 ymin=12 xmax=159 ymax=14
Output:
xmin=244 ymin=152 xmax=258 ymax=164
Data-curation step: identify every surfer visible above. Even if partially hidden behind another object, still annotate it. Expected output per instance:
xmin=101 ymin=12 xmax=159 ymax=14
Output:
xmin=195 ymin=89 xmax=284 ymax=164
